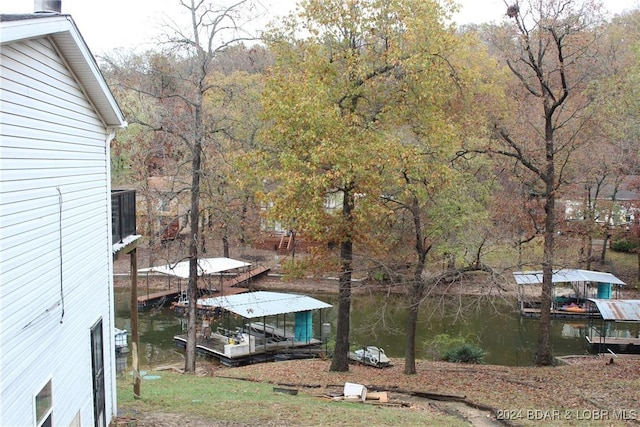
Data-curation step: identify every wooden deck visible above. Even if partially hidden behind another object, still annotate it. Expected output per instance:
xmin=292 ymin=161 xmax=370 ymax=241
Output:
xmin=137 ymin=265 xmax=270 ymax=308
xmin=521 ymin=307 xmax=600 ymax=319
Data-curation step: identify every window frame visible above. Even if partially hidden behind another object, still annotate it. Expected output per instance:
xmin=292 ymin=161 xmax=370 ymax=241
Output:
xmin=34 ymin=378 xmax=53 ymax=427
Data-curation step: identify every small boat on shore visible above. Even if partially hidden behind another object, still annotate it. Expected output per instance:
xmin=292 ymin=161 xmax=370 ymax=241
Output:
xmin=349 ymin=346 xmax=391 ymax=368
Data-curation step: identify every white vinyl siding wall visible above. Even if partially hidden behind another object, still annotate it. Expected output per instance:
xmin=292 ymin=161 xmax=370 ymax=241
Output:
xmin=0 ymin=38 xmax=115 ymax=427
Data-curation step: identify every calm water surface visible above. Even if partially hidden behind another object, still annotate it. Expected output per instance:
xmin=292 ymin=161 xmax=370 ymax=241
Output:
xmin=114 ymin=289 xmax=593 ymax=369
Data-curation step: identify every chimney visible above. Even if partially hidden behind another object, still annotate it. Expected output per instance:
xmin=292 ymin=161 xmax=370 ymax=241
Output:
xmin=34 ymin=0 xmax=62 ymax=13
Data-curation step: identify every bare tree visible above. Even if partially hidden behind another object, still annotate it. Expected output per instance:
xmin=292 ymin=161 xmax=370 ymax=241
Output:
xmin=481 ymin=0 xmax=603 ymax=365
xmin=158 ymin=0 xmax=262 ymax=373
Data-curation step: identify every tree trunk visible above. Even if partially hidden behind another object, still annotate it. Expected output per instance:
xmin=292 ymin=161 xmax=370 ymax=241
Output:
xmin=200 ymin=214 xmax=207 ymax=254
xmin=185 ymin=206 xmax=200 ymax=372
xmin=223 ymin=235 xmax=230 ymax=258
xmin=586 ymin=235 xmax=593 ymax=270
xmin=535 ymin=119 xmax=556 ymax=367
xmin=536 ymin=261 xmax=554 ymax=366
xmin=635 ymin=220 xmax=640 ymax=283
xmin=330 ymin=190 xmax=354 ymax=372
xmin=184 ymin=100 xmax=204 ymax=374
xmin=404 ymin=282 xmax=421 ymax=375
xmin=404 ymin=197 xmax=429 ymax=375
xmin=330 ymin=239 xmax=352 ymax=372
xmin=600 ymin=227 xmax=609 ymax=264
xmin=130 ymin=248 xmax=140 ymax=397
xmin=637 ymin=248 xmax=640 ymax=283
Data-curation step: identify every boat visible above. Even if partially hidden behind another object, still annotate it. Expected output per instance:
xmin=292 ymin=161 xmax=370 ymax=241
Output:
xmin=558 ymin=303 xmax=596 ymax=313
xmin=350 ymin=346 xmax=391 ymax=368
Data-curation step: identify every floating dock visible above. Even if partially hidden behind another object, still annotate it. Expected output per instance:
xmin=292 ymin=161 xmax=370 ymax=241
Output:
xmin=173 ymin=332 xmax=324 ymax=366
xmin=585 ymin=329 xmax=640 ymax=353
xmin=173 ymin=291 xmax=332 ymax=366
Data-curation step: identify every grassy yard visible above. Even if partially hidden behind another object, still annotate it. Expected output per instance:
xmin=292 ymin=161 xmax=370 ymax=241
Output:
xmin=115 ymin=356 xmax=640 ymax=427
xmin=115 ymin=369 xmax=466 ymax=426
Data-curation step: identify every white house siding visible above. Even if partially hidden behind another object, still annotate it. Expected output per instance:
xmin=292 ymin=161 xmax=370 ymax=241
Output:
xmin=0 ymin=38 xmax=116 ymax=426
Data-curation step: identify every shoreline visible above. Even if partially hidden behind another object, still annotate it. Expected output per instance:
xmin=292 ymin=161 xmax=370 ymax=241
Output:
xmin=114 ymin=272 xmax=521 ymax=299
xmin=115 ymin=271 xmax=640 ymax=300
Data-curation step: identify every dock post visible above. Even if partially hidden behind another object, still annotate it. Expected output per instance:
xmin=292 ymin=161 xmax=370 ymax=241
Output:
xmin=130 ymin=248 xmax=140 ymax=397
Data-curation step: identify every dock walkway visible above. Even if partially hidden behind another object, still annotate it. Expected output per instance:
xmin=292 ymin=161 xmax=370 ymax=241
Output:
xmin=586 ymin=325 xmax=640 ymax=352
xmin=520 ymin=307 xmax=600 ymax=319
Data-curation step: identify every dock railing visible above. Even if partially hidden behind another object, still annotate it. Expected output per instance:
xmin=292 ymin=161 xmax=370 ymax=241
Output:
xmin=112 ymin=190 xmax=136 ymax=243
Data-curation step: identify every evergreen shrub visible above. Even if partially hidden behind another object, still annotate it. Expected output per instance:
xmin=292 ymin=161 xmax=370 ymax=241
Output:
xmin=442 ymin=343 xmax=486 ymax=364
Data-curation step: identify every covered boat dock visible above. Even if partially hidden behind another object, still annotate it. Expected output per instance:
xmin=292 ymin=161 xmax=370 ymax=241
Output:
xmin=514 ymin=269 xmax=626 ymax=318
xmin=136 ymin=257 xmax=266 ymax=308
xmin=174 ymin=291 xmax=332 ymax=366
xmin=585 ymin=299 xmax=640 ymax=354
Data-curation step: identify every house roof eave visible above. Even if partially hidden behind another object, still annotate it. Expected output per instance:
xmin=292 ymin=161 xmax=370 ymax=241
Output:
xmin=1 ymin=14 xmax=126 ymax=129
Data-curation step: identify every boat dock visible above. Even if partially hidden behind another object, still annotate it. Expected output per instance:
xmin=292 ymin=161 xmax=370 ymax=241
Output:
xmin=137 ymin=264 xmax=270 ymax=309
xmin=173 ymin=291 xmax=332 ymax=366
xmin=585 ymin=299 xmax=640 ymax=354
xmin=514 ymin=269 xmax=627 ymax=319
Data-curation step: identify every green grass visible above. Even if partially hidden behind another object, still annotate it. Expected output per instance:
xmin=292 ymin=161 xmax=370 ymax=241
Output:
xmin=116 ymin=370 xmax=466 ymax=426
xmin=607 ymin=249 xmax=639 ymax=288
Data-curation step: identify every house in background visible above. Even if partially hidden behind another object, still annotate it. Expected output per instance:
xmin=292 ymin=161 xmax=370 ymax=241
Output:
xmin=1 ymin=4 xmax=133 ymax=427
xmin=563 ymin=176 xmax=640 ymax=228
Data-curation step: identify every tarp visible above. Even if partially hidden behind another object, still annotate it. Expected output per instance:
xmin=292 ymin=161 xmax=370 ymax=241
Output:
xmin=138 ymin=257 xmax=251 ymax=279
xmin=197 ymin=291 xmax=332 ymax=319
xmin=513 ymin=269 xmax=626 ymax=286
xmin=588 ymin=299 xmax=640 ymax=321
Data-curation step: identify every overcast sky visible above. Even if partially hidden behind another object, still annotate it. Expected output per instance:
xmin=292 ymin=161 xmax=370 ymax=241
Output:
xmin=2 ymin=0 xmax=639 ymax=55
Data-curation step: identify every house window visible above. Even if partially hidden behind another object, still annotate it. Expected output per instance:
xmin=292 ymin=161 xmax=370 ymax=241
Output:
xmin=35 ymin=380 xmax=52 ymax=427
xmin=91 ymin=320 xmax=106 ymax=427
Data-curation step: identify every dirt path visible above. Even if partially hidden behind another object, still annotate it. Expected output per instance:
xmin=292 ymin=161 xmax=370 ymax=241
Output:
xmin=433 ymin=401 xmax=503 ymax=427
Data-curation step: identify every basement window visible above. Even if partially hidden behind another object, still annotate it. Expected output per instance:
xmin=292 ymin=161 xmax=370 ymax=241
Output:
xmin=35 ymin=380 xmax=52 ymax=427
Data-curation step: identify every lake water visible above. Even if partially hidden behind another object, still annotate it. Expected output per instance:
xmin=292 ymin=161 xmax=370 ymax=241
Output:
xmin=114 ymin=289 xmax=593 ymax=369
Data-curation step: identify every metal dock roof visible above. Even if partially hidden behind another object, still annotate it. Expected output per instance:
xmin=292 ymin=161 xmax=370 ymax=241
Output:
xmin=198 ymin=291 xmax=332 ymax=319
xmin=588 ymin=299 xmax=640 ymax=321
xmin=513 ymin=269 xmax=626 ymax=286
xmin=138 ymin=257 xmax=251 ymax=279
